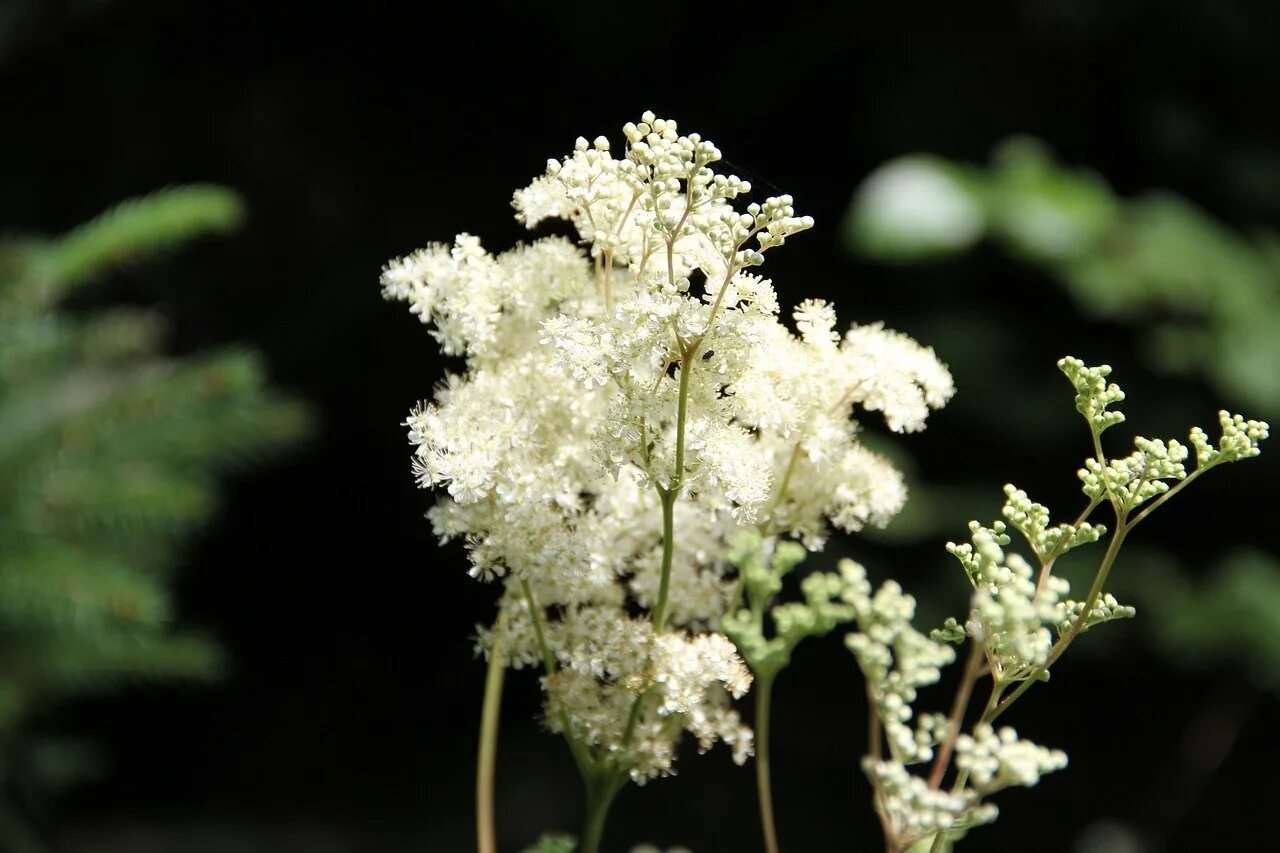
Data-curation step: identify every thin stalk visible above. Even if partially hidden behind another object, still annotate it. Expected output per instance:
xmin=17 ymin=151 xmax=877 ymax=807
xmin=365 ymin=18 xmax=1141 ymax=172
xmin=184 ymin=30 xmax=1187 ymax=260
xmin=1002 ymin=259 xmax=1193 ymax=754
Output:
xmin=867 ymin=685 xmax=883 ymax=762
xmin=989 ymin=519 xmax=1129 ymax=722
xmin=520 ymin=579 xmax=593 ymax=775
xmin=760 ymin=442 xmax=802 ymax=533
xmin=621 ymin=687 xmax=651 ymax=746
xmin=653 ymin=490 xmax=677 ymax=632
xmin=755 ymin=673 xmax=780 ymax=853
xmin=521 ymin=578 xmax=557 ymax=674
xmin=1034 ymin=496 xmax=1101 ymax=596
xmin=476 ymin=636 xmax=505 ymax=853
xmin=699 ymin=263 xmax=740 ymax=345
xmin=580 ymin=776 xmax=622 ymax=853
xmin=603 ymin=248 xmax=614 ymax=309
xmin=1127 ymin=465 xmax=1211 ymax=529
xmin=928 ymin=674 xmax=1008 ymax=852
xmin=652 ymin=354 xmax=693 ymax=633
xmin=927 ymin=640 xmax=984 ymax=790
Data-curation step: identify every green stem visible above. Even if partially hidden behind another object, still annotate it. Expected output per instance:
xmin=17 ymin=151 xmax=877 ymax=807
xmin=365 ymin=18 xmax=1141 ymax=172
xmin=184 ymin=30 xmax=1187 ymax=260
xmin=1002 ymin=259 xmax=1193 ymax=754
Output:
xmin=621 ymin=687 xmax=651 ymax=746
xmin=1127 ymin=464 xmax=1211 ymax=529
xmin=476 ymin=635 xmax=505 ymax=853
xmin=1034 ymin=496 xmax=1102 ymax=596
xmin=760 ymin=442 xmax=802 ymax=534
xmin=755 ymin=673 xmax=780 ymax=853
xmin=989 ymin=520 xmax=1129 ymax=723
xmin=653 ymin=490 xmax=677 ymax=633
xmin=520 ymin=579 xmax=593 ymax=776
xmin=521 ymin=578 xmax=557 ymax=674
xmin=928 ymin=676 xmax=1006 ymax=852
xmin=652 ymin=354 xmax=693 ymax=633
xmin=994 ymin=460 xmax=1214 ymax=725
xmin=580 ymin=775 xmax=622 ymax=853
xmin=927 ymin=639 xmax=984 ymax=790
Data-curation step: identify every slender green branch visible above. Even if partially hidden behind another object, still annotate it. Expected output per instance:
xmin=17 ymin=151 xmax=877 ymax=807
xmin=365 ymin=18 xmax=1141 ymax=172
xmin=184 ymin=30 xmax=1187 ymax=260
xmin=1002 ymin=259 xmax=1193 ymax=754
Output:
xmin=653 ymin=490 xmax=678 ymax=633
xmin=603 ymin=247 xmax=614 ymax=309
xmin=698 ymin=261 xmax=741 ymax=346
xmin=580 ymin=773 xmax=624 ymax=853
xmin=760 ymin=442 xmax=803 ymax=533
xmin=652 ymin=354 xmax=693 ymax=633
xmin=755 ymin=673 xmax=780 ymax=853
xmin=929 ymin=683 xmax=1005 ymax=853
xmin=521 ymin=578 xmax=557 ymax=674
xmin=520 ymin=579 xmax=594 ymax=776
xmin=867 ymin=686 xmax=883 ymax=762
xmin=1034 ymin=496 xmax=1102 ymax=596
xmin=989 ymin=519 xmax=1129 ymax=722
xmin=476 ymin=634 xmax=506 ymax=853
xmin=621 ymin=687 xmax=652 ymax=746
xmin=1127 ymin=464 xmax=1212 ymax=529
xmin=927 ymin=639 xmax=985 ymax=790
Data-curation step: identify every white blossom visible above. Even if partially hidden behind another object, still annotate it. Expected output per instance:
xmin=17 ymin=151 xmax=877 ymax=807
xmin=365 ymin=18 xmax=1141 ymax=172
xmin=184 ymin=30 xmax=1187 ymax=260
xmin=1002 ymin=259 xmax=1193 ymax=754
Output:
xmin=385 ymin=113 xmax=951 ymax=786
xmin=954 ymin=724 xmax=1068 ymax=792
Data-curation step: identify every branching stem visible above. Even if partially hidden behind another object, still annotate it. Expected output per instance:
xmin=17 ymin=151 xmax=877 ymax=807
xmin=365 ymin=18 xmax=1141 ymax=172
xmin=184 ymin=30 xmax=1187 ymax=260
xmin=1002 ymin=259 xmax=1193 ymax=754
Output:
xmin=989 ymin=517 xmax=1129 ymax=722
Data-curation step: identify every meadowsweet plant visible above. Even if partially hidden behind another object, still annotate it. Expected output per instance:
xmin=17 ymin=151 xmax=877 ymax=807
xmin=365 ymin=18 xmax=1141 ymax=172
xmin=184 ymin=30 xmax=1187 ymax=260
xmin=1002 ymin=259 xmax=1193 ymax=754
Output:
xmin=840 ymin=359 xmax=1266 ymax=853
xmin=381 ymin=114 xmax=1267 ymax=853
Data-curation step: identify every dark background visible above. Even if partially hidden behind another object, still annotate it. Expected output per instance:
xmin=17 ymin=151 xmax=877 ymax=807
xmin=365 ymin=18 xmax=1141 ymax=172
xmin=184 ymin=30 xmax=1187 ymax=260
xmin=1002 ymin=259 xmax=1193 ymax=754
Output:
xmin=2 ymin=1 xmax=1278 ymax=850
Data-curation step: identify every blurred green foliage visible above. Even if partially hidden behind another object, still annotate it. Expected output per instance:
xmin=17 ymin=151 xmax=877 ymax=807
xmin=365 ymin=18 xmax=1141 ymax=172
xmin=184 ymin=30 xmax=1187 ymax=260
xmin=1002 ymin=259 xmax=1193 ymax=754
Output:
xmin=846 ymin=138 xmax=1280 ymax=412
xmin=1131 ymin=549 xmax=1280 ymax=691
xmin=522 ymin=833 xmax=578 ymax=853
xmin=0 ymin=186 xmax=310 ymax=840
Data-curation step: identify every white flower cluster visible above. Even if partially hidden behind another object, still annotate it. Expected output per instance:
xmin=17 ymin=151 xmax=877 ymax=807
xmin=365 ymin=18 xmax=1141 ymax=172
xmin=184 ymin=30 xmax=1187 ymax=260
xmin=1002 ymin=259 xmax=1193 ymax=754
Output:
xmin=1052 ymin=592 xmax=1135 ymax=636
xmin=542 ymin=618 xmax=755 ymax=781
xmin=954 ymin=724 xmax=1068 ymax=793
xmin=1061 ymin=357 xmax=1268 ymax=511
xmin=1001 ymin=484 xmax=1105 ymax=562
xmin=385 ymin=114 xmax=953 ymax=784
xmin=1058 ymin=357 xmax=1126 ymax=434
xmin=842 ymin=560 xmax=956 ymax=764
xmin=944 ymin=520 xmax=1068 ymax=682
xmin=864 ymin=758 xmax=996 ymax=844
xmin=854 ymin=535 xmax=1071 ymax=848
xmin=860 ymin=358 xmax=1267 ymax=853
xmin=1077 ymin=437 xmax=1188 ymax=510
xmin=1190 ymin=410 xmax=1269 ymax=466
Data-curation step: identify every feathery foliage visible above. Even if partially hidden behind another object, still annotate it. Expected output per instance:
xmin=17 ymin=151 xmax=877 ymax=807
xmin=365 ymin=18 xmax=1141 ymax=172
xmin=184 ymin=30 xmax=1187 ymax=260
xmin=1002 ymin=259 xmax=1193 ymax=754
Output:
xmin=0 ymin=186 xmax=310 ymax=829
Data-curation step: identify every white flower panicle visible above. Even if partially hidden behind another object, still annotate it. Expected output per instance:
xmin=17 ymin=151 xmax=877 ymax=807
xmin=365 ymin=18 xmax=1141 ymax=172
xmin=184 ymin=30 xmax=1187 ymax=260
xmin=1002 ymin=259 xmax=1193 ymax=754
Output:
xmin=1052 ymin=593 xmax=1135 ymax=636
xmin=841 ymin=560 xmax=957 ymax=764
xmin=864 ymin=758 xmax=997 ymax=844
xmin=1058 ymin=357 xmax=1126 ymax=434
xmin=541 ymin=619 xmax=756 ymax=782
xmin=954 ymin=725 xmax=1068 ymax=793
xmin=1190 ymin=411 xmax=1269 ymax=465
xmin=386 ymin=108 xmax=1270 ymax=850
xmin=1001 ymin=484 xmax=1105 ymax=562
xmin=386 ymin=113 xmax=953 ymax=786
xmin=944 ymin=519 xmax=1069 ymax=681
xmin=904 ymin=358 xmax=1265 ymax=852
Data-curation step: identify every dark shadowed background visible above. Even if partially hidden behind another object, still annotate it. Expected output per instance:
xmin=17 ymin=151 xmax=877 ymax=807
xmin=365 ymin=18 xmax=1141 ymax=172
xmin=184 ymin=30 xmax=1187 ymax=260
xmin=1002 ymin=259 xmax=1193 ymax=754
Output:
xmin=2 ymin=1 xmax=1278 ymax=851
